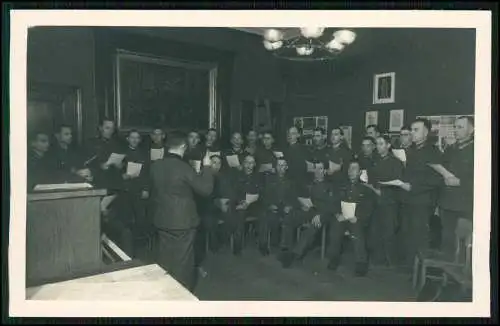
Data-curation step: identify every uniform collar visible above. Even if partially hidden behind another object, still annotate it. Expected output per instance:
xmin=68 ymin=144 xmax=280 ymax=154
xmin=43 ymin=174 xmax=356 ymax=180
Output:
xmin=457 ymin=137 xmax=474 ymax=150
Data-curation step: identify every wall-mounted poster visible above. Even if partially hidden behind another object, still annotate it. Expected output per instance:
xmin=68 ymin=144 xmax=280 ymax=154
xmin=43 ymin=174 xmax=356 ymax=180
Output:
xmin=365 ymin=111 xmax=378 ymax=127
xmin=339 ymin=125 xmax=353 ymax=149
xmin=416 ymin=114 xmax=474 ymax=151
xmin=373 ymin=72 xmax=396 ymax=104
xmin=293 ymin=115 xmax=328 ymax=145
xmin=389 ymin=109 xmax=404 ymax=132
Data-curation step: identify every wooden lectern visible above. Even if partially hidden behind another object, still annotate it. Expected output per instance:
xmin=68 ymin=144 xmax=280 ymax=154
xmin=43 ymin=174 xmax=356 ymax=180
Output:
xmin=26 ymin=189 xmax=107 ymax=286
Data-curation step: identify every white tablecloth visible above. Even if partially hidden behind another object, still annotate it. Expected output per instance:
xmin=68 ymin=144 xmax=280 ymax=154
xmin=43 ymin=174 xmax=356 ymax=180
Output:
xmin=26 ymin=264 xmax=198 ymax=301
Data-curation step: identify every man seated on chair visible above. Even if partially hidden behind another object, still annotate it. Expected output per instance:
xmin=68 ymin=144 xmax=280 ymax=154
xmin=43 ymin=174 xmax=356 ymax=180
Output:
xmin=258 ymin=157 xmax=297 ymax=256
xmin=327 ymin=159 xmax=376 ymax=277
xmin=278 ymin=163 xmax=334 ymax=268
xmin=218 ymin=154 xmax=261 ymax=256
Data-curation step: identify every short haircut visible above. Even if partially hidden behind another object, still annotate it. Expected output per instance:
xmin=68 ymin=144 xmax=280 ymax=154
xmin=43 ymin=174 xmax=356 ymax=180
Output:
xmin=366 ymin=124 xmax=380 ymax=133
xmin=348 ymin=159 xmax=361 ymax=168
xmin=207 ymin=128 xmax=218 ymax=134
xmin=188 ymin=130 xmax=200 ymax=136
xmin=262 ymin=130 xmax=274 ymax=138
xmin=242 ymin=154 xmax=255 ymax=162
xmin=362 ymin=136 xmax=376 ymax=144
xmin=29 ymin=130 xmax=49 ymax=142
xmin=56 ymin=124 xmax=72 ymax=133
xmin=127 ymin=129 xmax=141 ymax=137
xmin=400 ymin=124 xmax=411 ymax=132
xmin=274 ymin=157 xmax=288 ymax=168
xmin=99 ymin=117 xmax=114 ymax=126
xmin=377 ymin=134 xmax=392 ymax=144
xmin=231 ymin=131 xmax=243 ymax=138
xmin=457 ymin=115 xmax=475 ymax=127
xmin=412 ymin=118 xmax=432 ymax=131
xmin=151 ymin=126 xmax=164 ymax=133
xmin=209 ymin=154 xmax=221 ymax=161
xmin=313 ymin=127 xmax=326 ymax=135
xmin=331 ymin=126 xmax=344 ymax=136
xmin=166 ymin=130 xmax=187 ymax=149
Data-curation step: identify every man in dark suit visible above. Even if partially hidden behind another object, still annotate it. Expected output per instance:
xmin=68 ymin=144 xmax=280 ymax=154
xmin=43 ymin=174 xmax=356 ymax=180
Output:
xmin=150 ymin=130 xmax=215 ymax=291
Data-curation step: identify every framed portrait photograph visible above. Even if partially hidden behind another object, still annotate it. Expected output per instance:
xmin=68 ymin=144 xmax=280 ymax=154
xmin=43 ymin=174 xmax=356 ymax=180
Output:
xmin=365 ymin=110 xmax=379 ymax=127
xmin=389 ymin=109 xmax=404 ymax=131
xmin=373 ymin=72 xmax=396 ymax=104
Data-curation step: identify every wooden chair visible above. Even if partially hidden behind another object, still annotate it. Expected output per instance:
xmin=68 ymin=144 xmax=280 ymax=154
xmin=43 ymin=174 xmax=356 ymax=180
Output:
xmin=412 ymin=218 xmax=473 ymax=300
xmin=205 ymin=216 xmax=270 ymax=253
xmin=296 ymin=223 xmax=328 ymax=260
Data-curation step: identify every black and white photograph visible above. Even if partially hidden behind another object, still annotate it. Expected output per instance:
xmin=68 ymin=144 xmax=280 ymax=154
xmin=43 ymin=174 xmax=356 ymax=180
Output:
xmin=7 ymin=10 xmax=492 ymax=318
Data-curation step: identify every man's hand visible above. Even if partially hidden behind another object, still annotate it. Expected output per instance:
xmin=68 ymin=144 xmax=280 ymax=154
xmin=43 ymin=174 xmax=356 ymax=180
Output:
xmin=445 ymin=176 xmax=460 ymax=187
xmin=101 ymin=163 xmax=110 ymax=170
xmin=236 ymin=200 xmax=249 ymax=210
xmin=311 ymin=215 xmax=322 ymax=228
xmin=141 ymin=190 xmax=149 ymax=199
xmin=122 ymin=173 xmax=132 ymax=180
xmin=349 ymin=216 xmax=358 ymax=224
xmin=269 ymin=204 xmax=278 ymax=212
xmin=284 ymin=206 xmax=293 ymax=214
xmin=336 ymin=213 xmax=346 ymax=222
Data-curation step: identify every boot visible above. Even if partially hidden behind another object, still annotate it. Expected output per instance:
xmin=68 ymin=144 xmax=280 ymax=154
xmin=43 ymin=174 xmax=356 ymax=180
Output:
xmin=354 ymin=262 xmax=369 ymax=277
xmin=327 ymin=257 xmax=341 ymax=271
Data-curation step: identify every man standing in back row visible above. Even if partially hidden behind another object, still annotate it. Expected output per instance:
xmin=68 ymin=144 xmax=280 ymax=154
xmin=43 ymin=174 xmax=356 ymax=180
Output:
xmin=150 ymin=130 xmax=215 ymax=291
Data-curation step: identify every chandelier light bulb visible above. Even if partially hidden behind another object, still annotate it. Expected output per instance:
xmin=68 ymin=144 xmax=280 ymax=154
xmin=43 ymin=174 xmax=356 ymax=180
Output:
xmin=296 ymin=46 xmax=314 ymax=56
xmin=333 ymin=29 xmax=356 ymax=45
xmin=326 ymin=39 xmax=345 ymax=51
xmin=264 ymin=29 xmax=284 ymax=42
xmin=263 ymin=40 xmax=283 ymax=51
xmin=300 ymin=27 xmax=325 ymax=39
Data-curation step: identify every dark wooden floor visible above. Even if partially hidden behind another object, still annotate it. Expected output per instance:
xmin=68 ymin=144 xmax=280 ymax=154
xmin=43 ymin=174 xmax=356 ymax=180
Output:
xmin=192 ymin=240 xmax=417 ymax=302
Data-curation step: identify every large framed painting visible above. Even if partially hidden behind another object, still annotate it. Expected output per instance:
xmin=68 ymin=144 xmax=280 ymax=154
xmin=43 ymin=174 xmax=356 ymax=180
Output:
xmin=115 ymin=49 xmax=219 ymax=132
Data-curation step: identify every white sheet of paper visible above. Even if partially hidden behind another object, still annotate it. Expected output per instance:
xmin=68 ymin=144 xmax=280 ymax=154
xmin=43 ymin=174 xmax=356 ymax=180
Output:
xmin=306 ymin=161 xmax=315 ymax=172
xmin=273 ymin=151 xmax=284 ymax=158
xmin=226 ymin=155 xmax=241 ymax=168
xmin=33 ymin=183 xmax=93 ymax=191
xmin=107 ymin=153 xmax=125 ymax=166
xmin=259 ymin=163 xmax=273 ymax=173
xmin=126 ymin=162 xmax=142 ymax=177
xmin=360 ymin=169 xmax=369 ymax=183
xmin=203 ymin=151 xmax=220 ymax=166
xmin=341 ymin=201 xmax=357 ymax=220
xmin=329 ymin=160 xmax=341 ymax=172
xmin=392 ymin=149 xmax=406 ymax=162
xmin=190 ymin=160 xmax=201 ymax=173
xmin=315 ymin=163 xmax=324 ymax=170
xmin=150 ymin=148 xmax=164 ymax=161
xmin=245 ymin=193 xmax=258 ymax=204
xmin=298 ymin=197 xmax=314 ymax=209
xmin=379 ymin=179 xmax=404 ymax=187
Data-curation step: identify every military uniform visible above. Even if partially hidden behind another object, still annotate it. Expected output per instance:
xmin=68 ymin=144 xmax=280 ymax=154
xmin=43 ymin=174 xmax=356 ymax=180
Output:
xmin=84 ymin=136 xmax=125 ymax=193
xmin=283 ymin=142 xmax=310 ymax=193
xmin=368 ymin=153 xmax=404 ymax=265
xmin=260 ymin=173 xmax=297 ymax=250
xmin=112 ymin=146 xmax=151 ymax=257
xmin=281 ymin=179 xmax=335 ymax=258
xmin=438 ymin=137 xmax=474 ymax=261
xmin=327 ymin=143 xmax=353 ymax=191
xmin=328 ymin=178 xmax=375 ymax=274
xmin=400 ymin=141 xmax=443 ymax=266
xmin=218 ymin=169 xmax=261 ymax=254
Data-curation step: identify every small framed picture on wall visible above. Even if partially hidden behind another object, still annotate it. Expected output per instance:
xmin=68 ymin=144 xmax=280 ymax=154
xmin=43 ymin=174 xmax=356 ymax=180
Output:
xmin=365 ymin=110 xmax=378 ymax=127
xmin=389 ymin=109 xmax=404 ymax=131
xmin=373 ymin=72 xmax=396 ymax=104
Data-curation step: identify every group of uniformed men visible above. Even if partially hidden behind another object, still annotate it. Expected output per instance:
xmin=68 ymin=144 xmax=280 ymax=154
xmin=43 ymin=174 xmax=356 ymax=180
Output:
xmin=27 ymin=115 xmax=474 ymax=292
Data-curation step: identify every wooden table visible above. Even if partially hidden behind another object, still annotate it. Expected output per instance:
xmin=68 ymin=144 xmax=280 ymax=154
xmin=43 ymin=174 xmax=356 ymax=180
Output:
xmin=26 ymin=264 xmax=198 ymax=301
xmin=26 ymin=189 xmax=107 ymax=286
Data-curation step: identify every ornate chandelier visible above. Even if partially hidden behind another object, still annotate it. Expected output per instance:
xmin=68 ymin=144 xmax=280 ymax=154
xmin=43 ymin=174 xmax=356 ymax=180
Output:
xmin=262 ymin=28 xmax=356 ymax=61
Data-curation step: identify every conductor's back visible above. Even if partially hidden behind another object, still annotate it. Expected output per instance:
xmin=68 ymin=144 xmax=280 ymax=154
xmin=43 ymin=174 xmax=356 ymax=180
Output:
xmin=150 ymin=130 xmax=214 ymax=291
